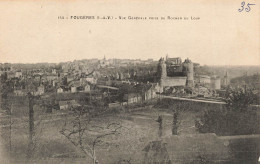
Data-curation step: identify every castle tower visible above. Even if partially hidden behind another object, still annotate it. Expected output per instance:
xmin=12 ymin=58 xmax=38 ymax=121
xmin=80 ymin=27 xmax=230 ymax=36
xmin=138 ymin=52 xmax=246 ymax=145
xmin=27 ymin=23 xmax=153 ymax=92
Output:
xmin=161 ymin=58 xmax=167 ymax=78
xmin=223 ymin=71 xmax=230 ymax=86
xmin=182 ymin=58 xmax=194 ymax=87
xmin=159 ymin=58 xmax=167 ymax=87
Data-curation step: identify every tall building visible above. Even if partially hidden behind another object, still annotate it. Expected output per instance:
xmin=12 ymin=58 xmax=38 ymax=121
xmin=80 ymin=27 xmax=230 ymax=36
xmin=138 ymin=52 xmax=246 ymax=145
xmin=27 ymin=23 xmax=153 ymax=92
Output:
xmin=100 ymin=55 xmax=109 ymax=67
xmin=222 ymin=71 xmax=230 ymax=87
xmin=182 ymin=58 xmax=194 ymax=87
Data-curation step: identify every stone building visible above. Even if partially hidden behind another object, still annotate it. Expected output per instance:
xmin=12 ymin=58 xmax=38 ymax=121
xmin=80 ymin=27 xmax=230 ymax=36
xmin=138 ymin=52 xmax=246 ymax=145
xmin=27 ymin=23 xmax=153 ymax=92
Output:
xmin=182 ymin=58 xmax=194 ymax=87
xmin=210 ymin=77 xmax=221 ymax=90
xmin=159 ymin=57 xmax=194 ymax=89
xmin=222 ymin=71 xmax=230 ymax=87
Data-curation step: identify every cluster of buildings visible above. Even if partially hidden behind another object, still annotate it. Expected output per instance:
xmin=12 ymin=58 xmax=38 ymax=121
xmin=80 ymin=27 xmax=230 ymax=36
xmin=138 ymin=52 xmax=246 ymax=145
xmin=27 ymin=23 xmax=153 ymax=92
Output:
xmin=0 ymin=55 xmax=231 ymax=109
xmin=0 ymin=58 xmax=159 ymax=108
xmin=158 ymin=55 xmax=230 ymax=97
xmin=99 ymin=56 xmax=155 ymax=67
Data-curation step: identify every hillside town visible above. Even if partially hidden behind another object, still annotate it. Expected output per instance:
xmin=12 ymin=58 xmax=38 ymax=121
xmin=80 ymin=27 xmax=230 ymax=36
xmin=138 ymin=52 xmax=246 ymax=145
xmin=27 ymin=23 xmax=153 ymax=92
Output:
xmin=0 ymin=55 xmax=240 ymax=109
xmin=0 ymin=56 xmax=259 ymax=164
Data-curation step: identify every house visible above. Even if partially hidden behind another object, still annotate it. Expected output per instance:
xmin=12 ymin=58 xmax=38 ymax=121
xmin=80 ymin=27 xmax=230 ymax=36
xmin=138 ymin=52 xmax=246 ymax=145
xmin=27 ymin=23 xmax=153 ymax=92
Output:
xmin=59 ymin=100 xmax=80 ymax=110
xmin=15 ymin=71 xmax=23 ymax=78
xmin=124 ymin=93 xmax=142 ymax=104
xmin=67 ymin=75 xmax=75 ymax=83
xmin=86 ymin=76 xmax=97 ymax=84
xmin=57 ymin=87 xmax=64 ymax=93
xmin=135 ymin=84 xmax=158 ymax=101
xmin=166 ymin=56 xmax=182 ymax=65
xmin=46 ymin=75 xmax=58 ymax=82
xmin=198 ymin=75 xmax=211 ymax=84
xmin=57 ymin=85 xmax=69 ymax=93
xmin=14 ymin=89 xmax=26 ymax=96
xmin=144 ymin=85 xmax=158 ymax=101
xmin=71 ymin=86 xmax=77 ymax=93
xmin=68 ymin=80 xmax=81 ymax=93
xmin=84 ymin=84 xmax=91 ymax=92
xmin=210 ymin=76 xmax=221 ymax=90
xmin=59 ymin=101 xmax=69 ymax=110
xmin=154 ymin=83 xmax=163 ymax=93
xmin=52 ymin=69 xmax=57 ymax=74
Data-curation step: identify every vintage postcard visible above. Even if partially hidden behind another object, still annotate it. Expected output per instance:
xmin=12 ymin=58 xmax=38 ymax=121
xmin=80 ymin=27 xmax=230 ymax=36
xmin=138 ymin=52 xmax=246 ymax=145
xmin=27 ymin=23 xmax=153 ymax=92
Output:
xmin=0 ymin=0 xmax=259 ymax=163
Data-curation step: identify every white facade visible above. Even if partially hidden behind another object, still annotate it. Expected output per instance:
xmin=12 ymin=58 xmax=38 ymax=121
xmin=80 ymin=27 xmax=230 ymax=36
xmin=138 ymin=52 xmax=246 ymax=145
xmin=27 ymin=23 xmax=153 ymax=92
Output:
xmin=71 ymin=86 xmax=77 ymax=93
xmin=84 ymin=85 xmax=91 ymax=92
xmin=15 ymin=72 xmax=22 ymax=78
xmin=57 ymin=87 xmax=63 ymax=93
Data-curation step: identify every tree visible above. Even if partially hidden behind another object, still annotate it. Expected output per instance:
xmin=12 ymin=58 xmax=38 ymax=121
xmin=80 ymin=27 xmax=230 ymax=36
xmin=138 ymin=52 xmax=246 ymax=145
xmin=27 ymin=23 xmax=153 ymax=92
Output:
xmin=117 ymin=84 xmax=135 ymax=104
xmin=171 ymin=101 xmax=183 ymax=135
xmin=60 ymin=105 xmax=126 ymax=164
xmin=195 ymin=88 xmax=259 ymax=135
xmin=172 ymin=112 xmax=179 ymax=135
xmin=25 ymin=93 xmax=46 ymax=159
xmin=156 ymin=115 xmax=163 ymax=137
xmin=155 ymin=99 xmax=183 ymax=135
xmin=225 ymin=87 xmax=256 ymax=112
xmin=27 ymin=92 xmax=35 ymax=158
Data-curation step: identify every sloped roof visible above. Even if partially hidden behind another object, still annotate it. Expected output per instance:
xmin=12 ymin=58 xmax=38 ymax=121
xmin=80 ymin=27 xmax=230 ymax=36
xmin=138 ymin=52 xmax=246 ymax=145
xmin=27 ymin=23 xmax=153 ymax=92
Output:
xmin=135 ymin=84 xmax=153 ymax=92
xmin=59 ymin=101 xmax=68 ymax=106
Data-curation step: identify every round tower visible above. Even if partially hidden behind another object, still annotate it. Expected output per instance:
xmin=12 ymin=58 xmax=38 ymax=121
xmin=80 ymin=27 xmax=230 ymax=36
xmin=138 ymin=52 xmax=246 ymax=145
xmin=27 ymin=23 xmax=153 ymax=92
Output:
xmin=159 ymin=58 xmax=167 ymax=87
xmin=161 ymin=58 xmax=167 ymax=78
xmin=182 ymin=58 xmax=194 ymax=87
xmin=223 ymin=71 xmax=230 ymax=86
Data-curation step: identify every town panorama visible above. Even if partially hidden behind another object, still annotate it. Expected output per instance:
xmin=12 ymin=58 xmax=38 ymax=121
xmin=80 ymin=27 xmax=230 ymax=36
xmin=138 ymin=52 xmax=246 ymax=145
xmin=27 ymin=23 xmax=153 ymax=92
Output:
xmin=0 ymin=56 xmax=259 ymax=163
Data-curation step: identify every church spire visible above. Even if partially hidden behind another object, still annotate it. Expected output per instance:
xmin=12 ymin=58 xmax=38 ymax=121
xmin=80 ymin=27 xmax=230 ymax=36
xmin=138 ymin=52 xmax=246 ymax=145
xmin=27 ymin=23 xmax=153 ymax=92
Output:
xmin=225 ymin=71 xmax=228 ymax=77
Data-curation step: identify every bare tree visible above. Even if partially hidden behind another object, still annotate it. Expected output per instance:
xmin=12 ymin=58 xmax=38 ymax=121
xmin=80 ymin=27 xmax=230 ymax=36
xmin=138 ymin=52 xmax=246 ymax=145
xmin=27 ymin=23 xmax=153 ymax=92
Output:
xmin=27 ymin=92 xmax=34 ymax=158
xmin=172 ymin=102 xmax=182 ymax=135
xmin=60 ymin=105 xmax=126 ymax=164
xmin=26 ymin=93 xmax=48 ymax=159
xmin=156 ymin=115 xmax=163 ymax=137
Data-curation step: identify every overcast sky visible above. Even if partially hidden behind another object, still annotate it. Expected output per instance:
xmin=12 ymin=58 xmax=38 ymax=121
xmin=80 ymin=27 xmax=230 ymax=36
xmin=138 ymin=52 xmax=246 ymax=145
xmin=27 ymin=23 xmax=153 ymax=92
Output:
xmin=0 ymin=0 xmax=259 ymax=65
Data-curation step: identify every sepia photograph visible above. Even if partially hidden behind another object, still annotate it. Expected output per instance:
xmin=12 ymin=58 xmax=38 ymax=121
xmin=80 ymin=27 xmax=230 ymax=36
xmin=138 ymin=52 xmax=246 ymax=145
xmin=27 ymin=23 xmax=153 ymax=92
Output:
xmin=0 ymin=0 xmax=259 ymax=163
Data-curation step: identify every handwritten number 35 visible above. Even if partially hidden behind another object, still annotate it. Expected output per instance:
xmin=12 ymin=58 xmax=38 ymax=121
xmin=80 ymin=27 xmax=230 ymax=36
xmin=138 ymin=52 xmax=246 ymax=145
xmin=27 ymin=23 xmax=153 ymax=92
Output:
xmin=238 ymin=1 xmax=256 ymax=12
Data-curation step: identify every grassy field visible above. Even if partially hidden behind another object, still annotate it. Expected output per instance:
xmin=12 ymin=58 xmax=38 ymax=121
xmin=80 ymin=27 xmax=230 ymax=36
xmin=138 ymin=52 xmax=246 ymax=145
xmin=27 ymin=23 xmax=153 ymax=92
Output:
xmin=0 ymin=97 xmax=259 ymax=164
xmin=0 ymin=103 xmax=202 ymax=163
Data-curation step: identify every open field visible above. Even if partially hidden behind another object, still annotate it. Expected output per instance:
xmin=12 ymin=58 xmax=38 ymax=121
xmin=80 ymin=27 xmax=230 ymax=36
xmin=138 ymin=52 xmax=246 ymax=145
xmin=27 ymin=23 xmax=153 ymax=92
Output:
xmin=0 ymin=97 xmax=259 ymax=163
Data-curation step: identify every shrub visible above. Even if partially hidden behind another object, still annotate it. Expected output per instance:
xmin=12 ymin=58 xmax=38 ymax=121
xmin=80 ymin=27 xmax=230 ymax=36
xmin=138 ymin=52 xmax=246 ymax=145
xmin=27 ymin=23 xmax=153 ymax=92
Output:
xmin=195 ymin=109 xmax=259 ymax=135
xmin=196 ymin=88 xmax=260 ymax=136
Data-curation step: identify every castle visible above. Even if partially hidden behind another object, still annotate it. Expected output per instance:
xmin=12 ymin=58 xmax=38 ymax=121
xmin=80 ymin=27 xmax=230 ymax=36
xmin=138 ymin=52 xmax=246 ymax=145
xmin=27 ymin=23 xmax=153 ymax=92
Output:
xmin=159 ymin=56 xmax=194 ymax=89
xmin=159 ymin=56 xmax=223 ymax=93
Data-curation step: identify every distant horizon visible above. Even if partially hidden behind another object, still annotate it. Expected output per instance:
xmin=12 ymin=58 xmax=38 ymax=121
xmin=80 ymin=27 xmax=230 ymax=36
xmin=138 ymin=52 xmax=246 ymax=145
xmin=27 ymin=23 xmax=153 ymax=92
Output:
xmin=0 ymin=1 xmax=259 ymax=66
xmin=1 ymin=57 xmax=260 ymax=67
